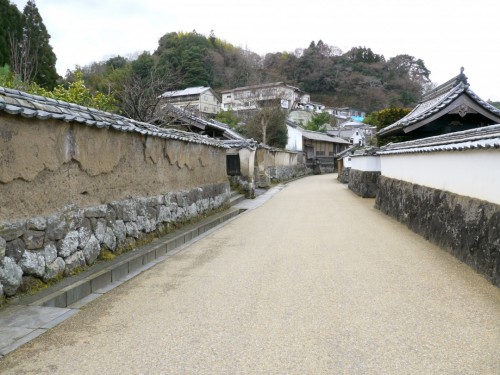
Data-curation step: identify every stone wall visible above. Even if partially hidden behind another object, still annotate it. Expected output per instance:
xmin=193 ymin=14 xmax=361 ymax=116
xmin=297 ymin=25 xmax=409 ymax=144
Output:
xmin=0 ymin=184 xmax=228 ymax=297
xmin=267 ymin=164 xmax=311 ymax=182
xmin=348 ymin=169 xmax=380 ymax=198
xmin=0 ymin=115 xmax=229 ymax=299
xmin=339 ymin=167 xmax=350 ymax=184
xmin=376 ymin=176 xmax=500 ymax=287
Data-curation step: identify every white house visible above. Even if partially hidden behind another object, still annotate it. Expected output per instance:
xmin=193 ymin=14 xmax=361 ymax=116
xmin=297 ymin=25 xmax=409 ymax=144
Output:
xmin=160 ymin=86 xmax=221 ymax=116
xmin=220 ymin=82 xmax=310 ymax=112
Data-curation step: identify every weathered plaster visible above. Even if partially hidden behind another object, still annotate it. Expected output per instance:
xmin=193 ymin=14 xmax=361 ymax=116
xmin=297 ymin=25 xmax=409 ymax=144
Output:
xmin=0 ymin=115 xmax=227 ymax=222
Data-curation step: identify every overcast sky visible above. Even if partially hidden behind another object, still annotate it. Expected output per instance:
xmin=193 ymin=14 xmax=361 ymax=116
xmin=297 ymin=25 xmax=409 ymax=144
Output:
xmin=10 ymin=0 xmax=500 ymax=101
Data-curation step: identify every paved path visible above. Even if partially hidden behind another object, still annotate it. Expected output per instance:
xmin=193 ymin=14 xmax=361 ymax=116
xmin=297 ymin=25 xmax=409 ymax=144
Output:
xmin=0 ymin=175 xmax=499 ymax=374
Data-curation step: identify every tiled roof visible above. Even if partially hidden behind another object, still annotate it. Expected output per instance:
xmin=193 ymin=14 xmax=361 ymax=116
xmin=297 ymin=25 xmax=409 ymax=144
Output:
xmin=299 ymin=128 xmax=350 ymax=144
xmin=378 ymin=124 xmax=500 ymax=155
xmin=222 ymin=139 xmax=259 ymax=150
xmin=163 ymin=104 xmax=244 ymax=141
xmin=160 ymin=86 xmax=210 ymax=98
xmin=378 ymin=71 xmax=500 ymax=137
xmin=0 ymin=86 xmax=227 ymax=148
xmin=220 ymin=82 xmax=304 ymax=94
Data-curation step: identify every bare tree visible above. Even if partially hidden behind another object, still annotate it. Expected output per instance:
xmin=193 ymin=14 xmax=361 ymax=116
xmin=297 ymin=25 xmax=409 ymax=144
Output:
xmin=9 ymin=30 xmax=38 ymax=86
xmin=113 ymin=66 xmax=182 ymax=124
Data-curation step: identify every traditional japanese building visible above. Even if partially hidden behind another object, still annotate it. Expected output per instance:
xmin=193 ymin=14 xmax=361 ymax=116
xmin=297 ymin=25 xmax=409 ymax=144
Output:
xmin=378 ymin=68 xmax=500 ymax=140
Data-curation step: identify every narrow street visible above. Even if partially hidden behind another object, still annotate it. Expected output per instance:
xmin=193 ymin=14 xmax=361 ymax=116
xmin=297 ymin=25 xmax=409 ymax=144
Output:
xmin=1 ymin=174 xmax=499 ymax=374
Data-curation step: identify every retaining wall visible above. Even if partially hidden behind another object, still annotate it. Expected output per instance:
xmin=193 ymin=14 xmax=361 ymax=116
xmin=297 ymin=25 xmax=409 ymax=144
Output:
xmin=348 ymin=169 xmax=380 ymax=198
xmin=376 ymin=176 xmax=500 ymax=286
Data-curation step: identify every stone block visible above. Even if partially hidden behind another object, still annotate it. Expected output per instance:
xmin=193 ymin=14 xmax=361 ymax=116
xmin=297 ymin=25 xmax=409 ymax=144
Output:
xmin=0 ymin=237 xmax=6 ymax=259
xmin=57 ymin=230 xmax=79 ymax=258
xmin=27 ymin=217 xmax=47 ymax=231
xmin=0 ymin=221 xmax=26 ymax=241
xmin=82 ymin=235 xmax=100 ymax=265
xmin=43 ymin=242 xmax=57 ymax=264
xmin=64 ymin=251 xmax=85 ymax=276
xmin=43 ymin=257 xmax=65 ymax=282
xmin=23 ymin=230 xmax=45 ymax=250
xmin=46 ymin=214 xmax=69 ymax=241
xmin=6 ymin=238 xmax=25 ymax=263
xmin=83 ymin=205 xmax=108 ymax=218
xmin=103 ymin=228 xmax=116 ymax=251
xmin=19 ymin=250 xmax=45 ymax=278
xmin=0 ymin=257 xmax=23 ymax=296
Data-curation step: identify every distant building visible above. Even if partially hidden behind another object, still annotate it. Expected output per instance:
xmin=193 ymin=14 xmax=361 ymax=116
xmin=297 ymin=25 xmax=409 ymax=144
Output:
xmin=328 ymin=120 xmax=376 ymax=146
xmin=220 ymin=82 xmax=310 ymax=112
xmin=160 ymin=86 xmax=221 ymax=116
xmin=325 ymin=107 xmax=366 ymax=123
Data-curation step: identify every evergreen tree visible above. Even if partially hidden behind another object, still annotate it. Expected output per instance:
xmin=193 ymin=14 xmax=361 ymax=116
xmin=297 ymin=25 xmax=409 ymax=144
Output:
xmin=0 ymin=0 xmax=22 ymax=67
xmin=12 ymin=0 xmax=59 ymax=88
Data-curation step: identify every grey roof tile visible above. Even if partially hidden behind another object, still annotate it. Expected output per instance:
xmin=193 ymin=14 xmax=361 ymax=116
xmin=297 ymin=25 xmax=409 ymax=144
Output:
xmin=378 ymin=72 xmax=500 ymax=137
xmin=0 ymin=86 xmax=227 ymax=149
xmin=378 ymin=124 xmax=500 ymax=155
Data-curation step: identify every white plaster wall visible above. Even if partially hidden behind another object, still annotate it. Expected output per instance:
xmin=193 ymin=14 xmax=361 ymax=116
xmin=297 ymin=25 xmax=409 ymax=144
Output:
xmin=286 ymin=125 xmax=303 ymax=152
xmin=239 ymin=149 xmax=255 ymax=180
xmin=351 ymin=155 xmax=381 ymax=172
xmin=343 ymin=156 xmax=352 ymax=168
xmin=381 ymin=149 xmax=500 ymax=205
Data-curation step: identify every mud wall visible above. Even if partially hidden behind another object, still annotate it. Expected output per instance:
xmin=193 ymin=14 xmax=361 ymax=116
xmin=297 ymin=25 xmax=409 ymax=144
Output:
xmin=255 ymin=148 xmax=309 ymax=187
xmin=376 ymin=176 xmax=500 ymax=287
xmin=0 ymin=115 xmax=229 ymax=298
xmin=0 ymin=116 xmax=227 ymax=222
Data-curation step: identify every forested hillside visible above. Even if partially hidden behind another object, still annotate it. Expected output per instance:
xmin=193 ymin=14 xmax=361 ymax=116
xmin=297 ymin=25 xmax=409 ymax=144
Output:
xmin=76 ymin=31 xmax=432 ymax=113
xmin=1 ymin=0 xmax=433 ymax=116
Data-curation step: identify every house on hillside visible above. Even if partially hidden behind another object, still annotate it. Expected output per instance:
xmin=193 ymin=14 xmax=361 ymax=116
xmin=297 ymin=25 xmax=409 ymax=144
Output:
xmin=378 ymin=68 xmax=500 ymax=140
xmin=328 ymin=120 xmax=375 ymax=146
xmin=325 ymin=107 xmax=366 ymax=123
xmin=220 ymin=82 xmax=310 ymax=113
xmin=160 ymin=86 xmax=221 ymax=116
xmin=304 ymin=102 xmax=326 ymax=113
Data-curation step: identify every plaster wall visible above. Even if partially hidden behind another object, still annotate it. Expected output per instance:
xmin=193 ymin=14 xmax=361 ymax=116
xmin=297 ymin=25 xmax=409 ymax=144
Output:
xmin=351 ymin=155 xmax=381 ymax=172
xmin=238 ymin=148 xmax=255 ymax=180
xmin=343 ymin=156 xmax=352 ymax=168
xmin=286 ymin=124 xmax=303 ymax=152
xmin=380 ymin=150 xmax=500 ymax=205
xmin=0 ymin=115 xmax=227 ymax=222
